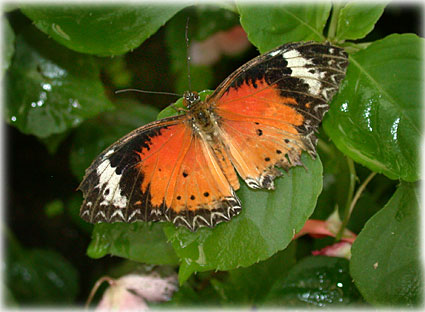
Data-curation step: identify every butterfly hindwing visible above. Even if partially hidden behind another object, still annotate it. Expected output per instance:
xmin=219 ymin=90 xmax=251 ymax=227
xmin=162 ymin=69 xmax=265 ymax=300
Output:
xmin=211 ymin=42 xmax=348 ymax=189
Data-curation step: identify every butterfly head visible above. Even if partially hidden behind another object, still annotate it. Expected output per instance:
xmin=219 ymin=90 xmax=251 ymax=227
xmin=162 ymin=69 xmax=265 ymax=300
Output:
xmin=183 ymin=91 xmax=200 ymax=109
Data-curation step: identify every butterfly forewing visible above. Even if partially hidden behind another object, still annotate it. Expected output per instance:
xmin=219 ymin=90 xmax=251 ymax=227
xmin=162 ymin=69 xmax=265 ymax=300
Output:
xmin=211 ymin=42 xmax=348 ymax=189
xmin=79 ymin=115 xmax=241 ymax=231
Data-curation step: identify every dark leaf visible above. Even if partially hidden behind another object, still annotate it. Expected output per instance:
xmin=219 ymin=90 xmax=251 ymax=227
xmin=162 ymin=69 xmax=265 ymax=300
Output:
xmin=264 ymin=256 xmax=364 ymax=307
xmin=350 ymin=182 xmax=422 ymax=306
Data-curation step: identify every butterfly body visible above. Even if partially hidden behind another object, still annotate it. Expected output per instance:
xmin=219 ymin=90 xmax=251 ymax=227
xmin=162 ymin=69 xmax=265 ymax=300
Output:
xmin=79 ymin=41 xmax=348 ymax=231
xmin=182 ymin=91 xmax=217 ymax=138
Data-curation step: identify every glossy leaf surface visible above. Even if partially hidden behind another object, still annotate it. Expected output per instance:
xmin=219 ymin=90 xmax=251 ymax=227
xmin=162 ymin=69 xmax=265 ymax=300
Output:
xmin=265 ymin=256 xmax=363 ymax=306
xmin=5 ymin=27 xmax=113 ymax=138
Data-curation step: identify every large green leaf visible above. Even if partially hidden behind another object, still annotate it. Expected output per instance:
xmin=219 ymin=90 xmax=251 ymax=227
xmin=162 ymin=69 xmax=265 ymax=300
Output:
xmin=350 ymin=182 xmax=422 ymax=306
xmin=323 ymin=34 xmax=423 ymax=182
xmin=264 ymin=256 xmax=363 ymax=306
xmin=87 ymin=223 xmax=179 ymax=266
xmin=5 ymin=27 xmax=113 ymax=138
xmin=21 ymin=4 xmax=190 ymax=56
xmin=335 ymin=2 xmax=388 ymax=41
xmin=237 ymin=3 xmax=331 ymax=52
xmin=70 ymin=99 xmax=159 ymax=180
xmin=164 ymin=152 xmax=323 ymax=284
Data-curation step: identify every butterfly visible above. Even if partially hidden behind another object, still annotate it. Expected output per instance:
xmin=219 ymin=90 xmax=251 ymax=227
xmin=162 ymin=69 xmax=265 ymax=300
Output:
xmin=79 ymin=41 xmax=348 ymax=231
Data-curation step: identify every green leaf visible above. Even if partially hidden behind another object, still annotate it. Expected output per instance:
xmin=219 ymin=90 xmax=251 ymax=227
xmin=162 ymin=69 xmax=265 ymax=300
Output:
xmin=237 ymin=3 xmax=331 ymax=53
xmin=323 ymin=34 xmax=423 ymax=182
xmin=164 ymin=152 xmax=323 ymax=284
xmin=87 ymin=223 xmax=179 ymax=266
xmin=211 ymin=243 xmax=296 ymax=305
xmin=7 ymin=236 xmax=79 ymax=305
xmin=70 ymin=99 xmax=159 ymax=180
xmin=21 ymin=4 xmax=190 ymax=56
xmin=3 ymin=18 xmax=15 ymax=72
xmin=335 ymin=2 xmax=388 ymax=41
xmin=350 ymin=182 xmax=422 ymax=306
xmin=5 ymin=26 xmax=114 ymax=138
xmin=264 ymin=256 xmax=363 ymax=307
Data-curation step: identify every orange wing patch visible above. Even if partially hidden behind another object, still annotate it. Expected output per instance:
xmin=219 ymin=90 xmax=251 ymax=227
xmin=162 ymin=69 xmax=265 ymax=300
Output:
xmin=134 ymin=122 xmax=241 ymax=229
xmin=219 ymin=117 xmax=306 ymax=190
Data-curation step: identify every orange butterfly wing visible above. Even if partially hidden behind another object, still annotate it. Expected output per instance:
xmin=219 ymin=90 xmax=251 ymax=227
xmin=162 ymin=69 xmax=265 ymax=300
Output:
xmin=79 ymin=116 xmax=240 ymax=231
xmin=210 ymin=42 xmax=348 ymax=189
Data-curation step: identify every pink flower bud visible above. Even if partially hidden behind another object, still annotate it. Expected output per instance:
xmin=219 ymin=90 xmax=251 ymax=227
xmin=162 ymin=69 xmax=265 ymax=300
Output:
xmin=94 ymin=273 xmax=178 ymax=311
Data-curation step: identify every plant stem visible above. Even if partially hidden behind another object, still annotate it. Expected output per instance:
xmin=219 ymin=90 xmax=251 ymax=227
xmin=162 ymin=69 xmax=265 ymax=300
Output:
xmin=85 ymin=276 xmax=115 ymax=309
xmin=336 ymin=171 xmax=377 ymax=241
xmin=335 ymin=157 xmax=356 ymax=241
xmin=328 ymin=2 xmax=343 ymax=42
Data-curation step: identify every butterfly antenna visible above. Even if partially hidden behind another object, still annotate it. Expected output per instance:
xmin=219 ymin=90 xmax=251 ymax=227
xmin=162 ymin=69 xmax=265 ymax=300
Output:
xmin=185 ymin=16 xmax=192 ymax=92
xmin=114 ymin=89 xmax=181 ymax=97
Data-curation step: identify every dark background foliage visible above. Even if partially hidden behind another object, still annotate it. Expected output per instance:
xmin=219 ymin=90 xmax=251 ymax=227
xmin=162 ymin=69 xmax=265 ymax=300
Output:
xmin=4 ymin=3 xmax=423 ymax=307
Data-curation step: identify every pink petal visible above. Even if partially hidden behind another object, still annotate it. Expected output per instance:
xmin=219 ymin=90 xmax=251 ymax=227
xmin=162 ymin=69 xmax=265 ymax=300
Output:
xmin=293 ymin=215 xmax=356 ymax=243
xmin=216 ymin=26 xmax=250 ymax=55
xmin=312 ymin=241 xmax=352 ymax=259
xmin=190 ymin=26 xmax=250 ymax=66
xmin=96 ymin=283 xmax=148 ymax=311
xmin=95 ymin=273 xmax=178 ymax=311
